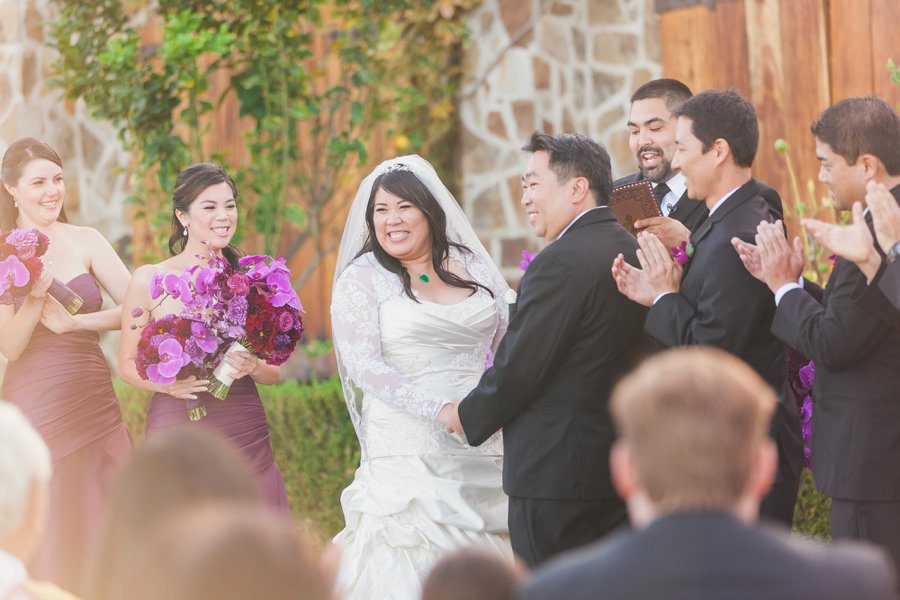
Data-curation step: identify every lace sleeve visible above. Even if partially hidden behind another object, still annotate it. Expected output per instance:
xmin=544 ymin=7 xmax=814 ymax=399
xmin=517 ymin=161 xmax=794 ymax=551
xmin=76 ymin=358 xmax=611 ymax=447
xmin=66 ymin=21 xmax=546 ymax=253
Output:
xmin=331 ymin=260 xmax=454 ymax=422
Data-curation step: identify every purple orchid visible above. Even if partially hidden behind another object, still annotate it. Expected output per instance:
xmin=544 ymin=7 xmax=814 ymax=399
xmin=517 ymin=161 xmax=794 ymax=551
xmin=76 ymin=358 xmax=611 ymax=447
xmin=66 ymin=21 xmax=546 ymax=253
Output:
xmin=147 ymin=338 xmax=191 ymax=384
xmin=670 ymin=241 xmax=693 ymax=266
xmin=190 ymin=321 xmax=220 ymax=354
xmin=265 ymin=270 xmax=302 ymax=310
xmin=518 ymin=250 xmax=537 ymax=271
xmin=0 ymin=255 xmax=31 ymax=294
xmin=162 ymin=273 xmax=193 ymax=302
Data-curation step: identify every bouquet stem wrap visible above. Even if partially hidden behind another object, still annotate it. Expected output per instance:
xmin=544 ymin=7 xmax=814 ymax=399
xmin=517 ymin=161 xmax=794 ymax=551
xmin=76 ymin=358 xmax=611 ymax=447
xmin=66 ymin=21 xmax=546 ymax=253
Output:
xmin=208 ymin=340 xmax=252 ymax=400
xmin=49 ymin=278 xmax=84 ymax=315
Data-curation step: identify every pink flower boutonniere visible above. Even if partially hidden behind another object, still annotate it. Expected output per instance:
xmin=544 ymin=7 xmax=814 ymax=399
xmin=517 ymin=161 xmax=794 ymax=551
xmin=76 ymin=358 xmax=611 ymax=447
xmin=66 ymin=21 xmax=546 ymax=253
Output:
xmin=518 ymin=249 xmax=537 ymax=271
xmin=670 ymin=241 xmax=694 ymax=266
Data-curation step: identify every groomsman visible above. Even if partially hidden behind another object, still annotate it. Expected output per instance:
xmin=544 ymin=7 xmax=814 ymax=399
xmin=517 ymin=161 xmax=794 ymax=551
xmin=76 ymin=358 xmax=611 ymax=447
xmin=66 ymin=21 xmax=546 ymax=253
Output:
xmin=615 ymin=78 xmax=782 ymax=247
xmin=440 ymin=132 xmax=647 ymax=567
xmin=612 ymin=89 xmax=804 ymax=526
xmin=736 ymin=96 xmax=900 ymax=570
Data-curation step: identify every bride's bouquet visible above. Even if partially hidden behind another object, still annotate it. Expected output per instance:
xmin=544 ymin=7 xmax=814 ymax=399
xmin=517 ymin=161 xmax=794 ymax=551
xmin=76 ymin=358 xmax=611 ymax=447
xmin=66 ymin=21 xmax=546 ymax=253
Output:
xmin=207 ymin=255 xmax=304 ymax=399
xmin=0 ymin=228 xmax=84 ymax=313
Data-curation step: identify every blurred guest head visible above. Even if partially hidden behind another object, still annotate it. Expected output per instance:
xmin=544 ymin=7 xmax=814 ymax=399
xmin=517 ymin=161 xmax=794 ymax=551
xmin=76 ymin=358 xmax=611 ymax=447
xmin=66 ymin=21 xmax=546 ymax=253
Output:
xmin=108 ymin=503 xmax=330 ymax=600
xmin=87 ymin=427 xmax=261 ymax=600
xmin=0 ymin=401 xmax=52 ymax=564
xmin=609 ymin=347 xmax=777 ymax=527
xmin=810 ymin=95 xmax=900 ymax=210
xmin=422 ymin=547 xmax=521 ymax=600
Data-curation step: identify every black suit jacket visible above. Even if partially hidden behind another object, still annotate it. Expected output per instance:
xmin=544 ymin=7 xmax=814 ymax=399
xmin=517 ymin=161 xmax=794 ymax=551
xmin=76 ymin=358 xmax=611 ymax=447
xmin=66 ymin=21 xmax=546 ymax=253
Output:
xmin=457 ymin=208 xmax=647 ymax=500
xmin=644 ymin=179 xmax=803 ymax=477
xmin=523 ymin=512 xmax=898 ymax=600
xmin=772 ymin=185 xmax=900 ymax=501
xmin=613 ymin=171 xmax=783 ymax=232
xmin=856 ymin=259 xmax=900 ymax=328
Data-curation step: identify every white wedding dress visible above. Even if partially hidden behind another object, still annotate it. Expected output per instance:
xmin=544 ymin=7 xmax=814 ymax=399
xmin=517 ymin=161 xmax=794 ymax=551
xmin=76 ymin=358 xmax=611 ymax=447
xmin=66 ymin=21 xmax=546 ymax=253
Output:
xmin=331 ymin=251 xmax=511 ymax=600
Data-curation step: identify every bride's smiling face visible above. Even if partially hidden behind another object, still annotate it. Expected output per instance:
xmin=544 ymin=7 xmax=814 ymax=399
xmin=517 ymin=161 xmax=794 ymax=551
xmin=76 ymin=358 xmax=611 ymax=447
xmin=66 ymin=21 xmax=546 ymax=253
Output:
xmin=372 ymin=187 xmax=432 ymax=262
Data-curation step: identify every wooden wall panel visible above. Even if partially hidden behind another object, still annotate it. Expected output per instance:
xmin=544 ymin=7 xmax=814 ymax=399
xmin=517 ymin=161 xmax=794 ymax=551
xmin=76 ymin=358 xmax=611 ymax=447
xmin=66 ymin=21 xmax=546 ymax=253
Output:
xmin=659 ymin=4 xmax=719 ymax=92
xmin=828 ymin=0 xmax=873 ymax=100
xmin=870 ymin=0 xmax=900 ymax=105
xmin=712 ymin=1 xmax=751 ymax=94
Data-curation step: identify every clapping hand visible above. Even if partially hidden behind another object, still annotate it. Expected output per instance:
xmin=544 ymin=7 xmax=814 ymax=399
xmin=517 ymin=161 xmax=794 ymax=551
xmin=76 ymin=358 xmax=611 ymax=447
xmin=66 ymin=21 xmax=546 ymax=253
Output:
xmin=867 ymin=181 xmax=900 ymax=251
xmin=755 ymin=220 xmax=804 ymax=293
xmin=163 ymin=376 xmax=210 ymax=400
xmin=802 ymin=202 xmax=878 ymax=279
xmin=612 ymin=253 xmax=654 ymax=307
xmin=731 ymin=237 xmax=765 ymax=282
xmin=29 ymin=265 xmax=53 ymax=298
xmin=634 ymin=216 xmax=691 ymax=250
xmin=40 ymin=295 xmax=79 ymax=334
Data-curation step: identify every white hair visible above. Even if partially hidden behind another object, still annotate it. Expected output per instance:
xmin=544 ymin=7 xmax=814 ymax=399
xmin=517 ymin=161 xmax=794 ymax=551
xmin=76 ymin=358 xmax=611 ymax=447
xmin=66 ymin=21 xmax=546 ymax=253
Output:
xmin=0 ymin=401 xmax=52 ymax=536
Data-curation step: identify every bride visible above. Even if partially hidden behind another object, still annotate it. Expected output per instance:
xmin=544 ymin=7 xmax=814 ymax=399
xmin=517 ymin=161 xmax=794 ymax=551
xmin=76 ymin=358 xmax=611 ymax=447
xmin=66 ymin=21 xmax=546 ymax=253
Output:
xmin=331 ymin=156 xmax=513 ymax=598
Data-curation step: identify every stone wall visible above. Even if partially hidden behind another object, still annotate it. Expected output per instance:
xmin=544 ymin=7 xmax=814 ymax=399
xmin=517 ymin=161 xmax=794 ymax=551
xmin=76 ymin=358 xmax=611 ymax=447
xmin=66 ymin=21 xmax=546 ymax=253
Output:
xmin=459 ymin=0 xmax=661 ymax=280
xmin=0 ymin=0 xmax=133 ymax=246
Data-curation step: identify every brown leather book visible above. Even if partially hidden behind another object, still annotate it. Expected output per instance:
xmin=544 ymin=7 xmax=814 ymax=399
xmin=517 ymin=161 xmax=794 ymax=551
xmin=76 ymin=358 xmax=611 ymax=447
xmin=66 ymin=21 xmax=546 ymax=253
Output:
xmin=608 ymin=180 xmax=661 ymax=236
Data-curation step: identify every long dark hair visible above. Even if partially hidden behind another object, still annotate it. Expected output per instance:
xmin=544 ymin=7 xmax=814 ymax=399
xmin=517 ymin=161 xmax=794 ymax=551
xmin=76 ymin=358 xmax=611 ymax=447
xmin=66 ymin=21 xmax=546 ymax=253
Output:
xmin=358 ymin=168 xmax=493 ymax=302
xmin=0 ymin=137 xmax=69 ymax=230
xmin=168 ymin=163 xmax=242 ymax=269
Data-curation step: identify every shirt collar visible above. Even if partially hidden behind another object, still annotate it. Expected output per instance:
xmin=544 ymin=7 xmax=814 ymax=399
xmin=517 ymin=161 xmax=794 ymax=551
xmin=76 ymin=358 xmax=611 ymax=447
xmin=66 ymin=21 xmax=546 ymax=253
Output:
xmin=663 ymin=171 xmax=686 ymax=199
xmin=556 ymin=206 xmax=603 ymax=241
xmin=707 ymin=185 xmax=742 ymax=217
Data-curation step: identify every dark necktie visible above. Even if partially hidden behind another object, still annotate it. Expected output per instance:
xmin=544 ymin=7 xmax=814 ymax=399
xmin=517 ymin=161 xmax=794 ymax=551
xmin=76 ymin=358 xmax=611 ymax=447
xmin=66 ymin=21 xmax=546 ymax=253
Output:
xmin=652 ymin=182 xmax=670 ymax=208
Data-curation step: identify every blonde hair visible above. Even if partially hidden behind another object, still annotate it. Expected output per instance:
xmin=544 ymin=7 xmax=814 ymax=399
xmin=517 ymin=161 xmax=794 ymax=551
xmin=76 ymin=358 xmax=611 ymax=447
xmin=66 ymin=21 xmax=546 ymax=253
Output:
xmin=610 ymin=347 xmax=775 ymax=511
xmin=0 ymin=401 xmax=51 ymax=536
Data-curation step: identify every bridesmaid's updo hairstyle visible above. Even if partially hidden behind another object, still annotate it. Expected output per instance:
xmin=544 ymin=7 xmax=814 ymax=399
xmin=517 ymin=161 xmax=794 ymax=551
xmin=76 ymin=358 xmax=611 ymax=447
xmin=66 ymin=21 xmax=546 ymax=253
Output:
xmin=168 ymin=163 xmax=242 ymax=269
xmin=0 ymin=137 xmax=69 ymax=231
xmin=360 ymin=167 xmax=493 ymax=302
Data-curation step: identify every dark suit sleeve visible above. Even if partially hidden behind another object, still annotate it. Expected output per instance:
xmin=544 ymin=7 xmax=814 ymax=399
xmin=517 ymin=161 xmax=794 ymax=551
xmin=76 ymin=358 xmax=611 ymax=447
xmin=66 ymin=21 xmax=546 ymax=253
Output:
xmin=854 ymin=261 xmax=900 ymax=328
xmin=458 ymin=254 xmax=582 ymax=446
xmin=645 ymin=241 xmax=774 ymax=356
xmin=773 ymin=260 xmax=890 ymax=372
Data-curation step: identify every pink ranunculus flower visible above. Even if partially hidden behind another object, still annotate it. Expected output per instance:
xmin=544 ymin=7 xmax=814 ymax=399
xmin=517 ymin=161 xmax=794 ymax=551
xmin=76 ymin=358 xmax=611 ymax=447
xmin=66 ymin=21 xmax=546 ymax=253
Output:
xmin=0 ymin=255 xmax=31 ymax=294
xmin=277 ymin=311 xmax=295 ymax=332
xmin=5 ymin=229 xmax=39 ymax=257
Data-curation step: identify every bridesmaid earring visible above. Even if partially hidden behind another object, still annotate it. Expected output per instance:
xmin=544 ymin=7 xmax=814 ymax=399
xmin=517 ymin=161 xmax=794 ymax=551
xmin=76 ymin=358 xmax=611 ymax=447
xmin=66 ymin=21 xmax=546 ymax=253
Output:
xmin=183 ymin=225 xmax=188 ymax=237
xmin=13 ymin=197 xmax=17 ymax=208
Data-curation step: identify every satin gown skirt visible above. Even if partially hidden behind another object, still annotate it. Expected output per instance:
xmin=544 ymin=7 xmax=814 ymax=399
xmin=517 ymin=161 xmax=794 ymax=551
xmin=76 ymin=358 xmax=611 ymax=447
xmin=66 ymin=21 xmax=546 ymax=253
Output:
xmin=334 ymin=292 xmax=511 ymax=600
xmin=2 ymin=273 xmax=132 ymax=594
xmin=145 ymin=376 xmax=289 ymax=511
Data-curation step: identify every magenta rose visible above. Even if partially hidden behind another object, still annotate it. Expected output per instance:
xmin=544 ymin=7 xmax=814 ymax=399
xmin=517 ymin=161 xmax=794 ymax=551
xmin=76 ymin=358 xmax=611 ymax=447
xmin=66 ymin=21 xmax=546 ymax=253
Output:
xmin=226 ymin=272 xmax=251 ymax=296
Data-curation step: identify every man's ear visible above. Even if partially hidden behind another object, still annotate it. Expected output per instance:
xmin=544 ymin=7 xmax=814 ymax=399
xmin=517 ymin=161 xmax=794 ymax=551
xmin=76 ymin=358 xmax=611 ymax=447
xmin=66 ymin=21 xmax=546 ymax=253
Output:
xmin=569 ymin=176 xmax=591 ymax=205
xmin=857 ymin=153 xmax=882 ymax=181
xmin=610 ymin=440 xmax=640 ymax=500
xmin=712 ymin=138 xmax=731 ymax=167
xmin=746 ymin=438 xmax=777 ymax=500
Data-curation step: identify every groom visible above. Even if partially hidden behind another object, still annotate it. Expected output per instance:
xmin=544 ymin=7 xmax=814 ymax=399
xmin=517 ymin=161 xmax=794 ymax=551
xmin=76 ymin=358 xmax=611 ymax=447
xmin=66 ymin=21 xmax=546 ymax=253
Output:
xmin=439 ymin=132 xmax=647 ymax=567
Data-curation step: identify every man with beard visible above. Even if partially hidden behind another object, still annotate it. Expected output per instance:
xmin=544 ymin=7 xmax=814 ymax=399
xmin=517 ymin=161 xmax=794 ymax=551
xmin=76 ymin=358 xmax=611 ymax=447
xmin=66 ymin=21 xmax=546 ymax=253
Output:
xmin=615 ymin=79 xmax=782 ymax=248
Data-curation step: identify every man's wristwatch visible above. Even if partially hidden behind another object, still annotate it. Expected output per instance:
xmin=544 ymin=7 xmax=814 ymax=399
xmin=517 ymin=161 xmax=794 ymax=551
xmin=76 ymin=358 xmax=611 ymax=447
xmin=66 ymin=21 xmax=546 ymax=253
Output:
xmin=888 ymin=241 xmax=900 ymax=264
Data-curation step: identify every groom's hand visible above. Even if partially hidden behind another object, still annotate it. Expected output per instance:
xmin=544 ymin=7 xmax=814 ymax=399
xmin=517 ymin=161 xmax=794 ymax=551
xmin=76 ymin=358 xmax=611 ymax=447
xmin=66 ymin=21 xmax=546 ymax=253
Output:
xmin=436 ymin=402 xmax=464 ymax=435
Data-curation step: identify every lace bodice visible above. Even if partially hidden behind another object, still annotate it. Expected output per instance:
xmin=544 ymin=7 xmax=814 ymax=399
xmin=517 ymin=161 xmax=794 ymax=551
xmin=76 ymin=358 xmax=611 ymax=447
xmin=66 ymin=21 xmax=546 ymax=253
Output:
xmin=332 ymin=251 xmax=507 ymax=460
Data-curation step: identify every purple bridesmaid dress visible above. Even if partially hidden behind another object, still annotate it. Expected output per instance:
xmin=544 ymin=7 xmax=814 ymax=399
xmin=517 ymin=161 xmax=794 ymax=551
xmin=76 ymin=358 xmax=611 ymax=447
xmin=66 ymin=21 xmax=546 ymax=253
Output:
xmin=2 ymin=273 xmax=133 ymax=594
xmin=144 ymin=372 xmax=290 ymax=511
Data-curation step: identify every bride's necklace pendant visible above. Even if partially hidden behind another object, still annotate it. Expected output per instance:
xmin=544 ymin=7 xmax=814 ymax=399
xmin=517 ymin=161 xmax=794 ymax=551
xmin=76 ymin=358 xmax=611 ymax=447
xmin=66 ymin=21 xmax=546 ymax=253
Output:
xmin=419 ymin=273 xmax=430 ymax=283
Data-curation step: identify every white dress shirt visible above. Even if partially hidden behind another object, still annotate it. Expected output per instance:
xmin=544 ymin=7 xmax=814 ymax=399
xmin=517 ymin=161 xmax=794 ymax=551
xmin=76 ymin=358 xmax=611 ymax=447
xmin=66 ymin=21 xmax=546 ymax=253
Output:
xmin=653 ymin=172 xmax=687 ymax=217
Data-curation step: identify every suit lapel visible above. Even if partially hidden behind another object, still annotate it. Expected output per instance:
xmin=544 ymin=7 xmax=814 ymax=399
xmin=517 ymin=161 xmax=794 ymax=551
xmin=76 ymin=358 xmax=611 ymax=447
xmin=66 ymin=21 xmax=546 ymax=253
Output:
xmin=684 ymin=180 xmax=758 ymax=277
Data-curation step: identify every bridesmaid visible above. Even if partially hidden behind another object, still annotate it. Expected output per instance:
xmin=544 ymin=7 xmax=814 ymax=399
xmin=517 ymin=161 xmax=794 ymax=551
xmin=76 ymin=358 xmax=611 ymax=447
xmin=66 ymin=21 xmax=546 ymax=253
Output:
xmin=0 ymin=137 xmax=133 ymax=594
xmin=118 ymin=162 xmax=290 ymax=510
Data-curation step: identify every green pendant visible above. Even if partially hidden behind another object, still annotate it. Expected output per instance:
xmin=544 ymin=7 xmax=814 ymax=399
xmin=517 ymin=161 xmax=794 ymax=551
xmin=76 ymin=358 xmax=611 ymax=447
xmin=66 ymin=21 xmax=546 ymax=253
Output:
xmin=419 ymin=273 xmax=430 ymax=283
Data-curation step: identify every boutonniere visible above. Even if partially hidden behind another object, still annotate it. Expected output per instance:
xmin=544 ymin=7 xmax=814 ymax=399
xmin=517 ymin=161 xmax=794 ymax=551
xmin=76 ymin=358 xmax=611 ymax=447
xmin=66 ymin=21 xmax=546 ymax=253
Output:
xmin=670 ymin=241 xmax=694 ymax=266
xmin=504 ymin=289 xmax=518 ymax=304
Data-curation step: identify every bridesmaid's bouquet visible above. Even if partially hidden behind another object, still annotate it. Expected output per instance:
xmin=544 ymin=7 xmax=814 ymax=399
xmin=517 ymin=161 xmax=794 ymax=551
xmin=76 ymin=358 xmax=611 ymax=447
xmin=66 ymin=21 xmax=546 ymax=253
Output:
xmin=207 ymin=255 xmax=304 ymax=399
xmin=134 ymin=314 xmax=225 ymax=421
xmin=0 ymin=228 xmax=84 ymax=313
